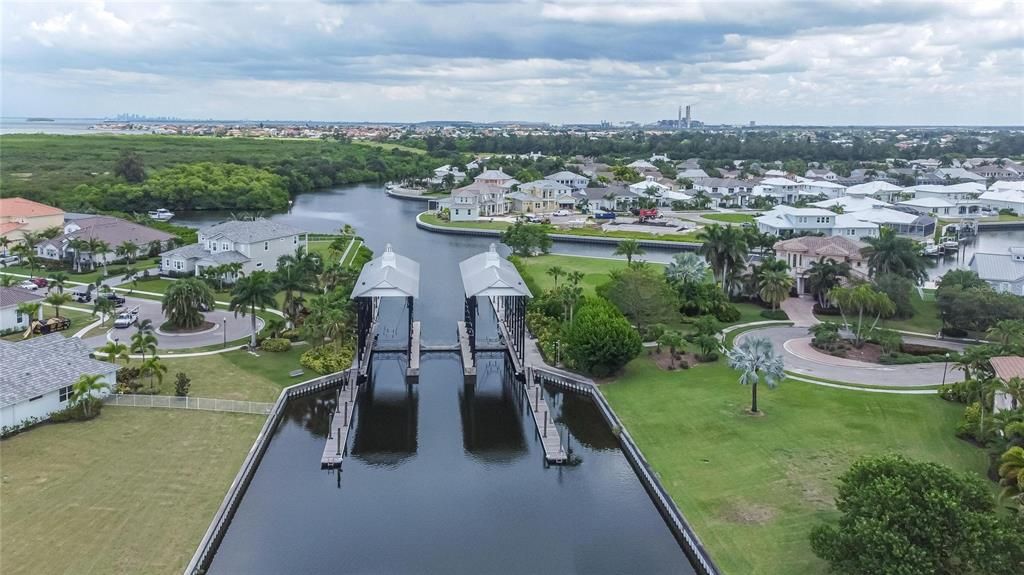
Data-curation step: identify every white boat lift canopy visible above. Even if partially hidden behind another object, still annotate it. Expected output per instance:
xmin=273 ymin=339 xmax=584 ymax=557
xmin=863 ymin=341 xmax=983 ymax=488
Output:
xmin=458 ymin=244 xmax=532 ymax=299
xmin=350 ymin=244 xmax=420 ymax=299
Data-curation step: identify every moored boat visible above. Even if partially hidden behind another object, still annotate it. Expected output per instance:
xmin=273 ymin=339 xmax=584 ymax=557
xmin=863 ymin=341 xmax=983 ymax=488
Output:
xmin=147 ymin=208 xmax=175 ymax=221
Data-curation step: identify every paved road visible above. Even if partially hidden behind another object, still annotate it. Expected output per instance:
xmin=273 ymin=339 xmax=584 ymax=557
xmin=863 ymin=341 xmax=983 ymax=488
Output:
xmin=81 ymin=296 xmax=262 ymax=351
xmin=736 ymin=326 xmax=965 ymax=387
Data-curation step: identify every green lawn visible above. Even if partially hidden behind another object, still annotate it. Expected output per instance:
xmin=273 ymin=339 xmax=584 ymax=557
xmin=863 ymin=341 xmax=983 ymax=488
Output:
xmin=0 ymin=408 xmax=264 ymax=575
xmin=701 ymin=213 xmax=755 ymax=224
xmin=352 ymin=140 xmax=427 ymax=154
xmin=420 ymin=212 xmax=704 ymax=242
xmin=514 ymin=254 xmax=654 ymax=297
xmin=150 ymin=347 xmax=306 ymax=401
xmin=420 ymin=212 xmax=510 ymax=231
xmin=877 ymin=291 xmax=943 ymax=334
xmin=601 ymin=358 xmax=988 ymax=575
xmin=1 ymin=264 xmax=134 ymax=285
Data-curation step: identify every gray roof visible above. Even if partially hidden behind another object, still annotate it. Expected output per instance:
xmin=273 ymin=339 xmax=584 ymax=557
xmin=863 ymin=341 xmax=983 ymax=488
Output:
xmin=545 ymin=170 xmax=589 ymax=182
xmin=200 ymin=219 xmax=302 ymax=244
xmin=40 ymin=215 xmax=174 ymax=251
xmin=159 ymin=243 xmax=250 ymax=264
xmin=970 ymin=250 xmax=1024 ymax=282
xmin=350 ymin=245 xmax=420 ymax=299
xmin=0 ymin=334 xmax=119 ymax=408
xmin=576 ymin=185 xmax=637 ymax=201
xmin=0 ymin=286 xmax=43 ymax=308
xmin=459 ymin=244 xmax=532 ymax=298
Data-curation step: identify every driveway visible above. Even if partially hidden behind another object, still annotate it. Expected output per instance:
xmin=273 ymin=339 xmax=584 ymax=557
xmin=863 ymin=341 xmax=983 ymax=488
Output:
xmin=736 ymin=326 xmax=965 ymax=387
xmin=81 ymin=296 xmax=262 ymax=351
xmin=780 ymin=295 xmax=819 ymax=327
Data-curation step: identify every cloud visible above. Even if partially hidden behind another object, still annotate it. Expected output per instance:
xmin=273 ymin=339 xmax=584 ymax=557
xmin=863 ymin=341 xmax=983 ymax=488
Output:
xmin=1 ymin=0 xmax=1022 ymax=124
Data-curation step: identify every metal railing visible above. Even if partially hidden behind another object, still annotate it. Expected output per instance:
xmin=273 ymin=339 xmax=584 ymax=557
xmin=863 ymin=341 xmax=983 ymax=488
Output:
xmin=104 ymin=394 xmax=274 ymax=415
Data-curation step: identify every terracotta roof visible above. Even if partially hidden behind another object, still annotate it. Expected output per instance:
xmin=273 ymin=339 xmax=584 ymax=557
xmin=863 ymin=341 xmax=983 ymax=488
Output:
xmin=773 ymin=235 xmax=868 ymax=259
xmin=0 ymin=222 xmax=26 ymax=236
xmin=0 ymin=197 xmax=63 ymax=218
xmin=991 ymin=356 xmax=1024 ymax=382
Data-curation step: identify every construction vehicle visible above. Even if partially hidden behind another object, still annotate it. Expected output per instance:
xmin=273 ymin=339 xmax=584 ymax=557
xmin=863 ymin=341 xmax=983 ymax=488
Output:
xmin=113 ymin=306 xmax=140 ymax=329
xmin=636 ymin=208 xmax=659 ymax=222
xmin=24 ymin=316 xmax=72 ymax=338
xmin=593 ymin=210 xmax=616 ymax=220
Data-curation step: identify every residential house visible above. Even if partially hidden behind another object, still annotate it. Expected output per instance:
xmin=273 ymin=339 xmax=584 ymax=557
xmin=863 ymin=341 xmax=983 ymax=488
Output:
xmin=978 ymin=181 xmax=1024 ymax=214
xmin=0 ymin=334 xmax=119 ymax=429
xmin=627 ymin=159 xmax=659 ymax=172
xmin=507 ymin=180 xmax=575 ymax=213
xmin=677 ymin=168 xmax=710 ymax=184
xmin=544 ymin=170 xmax=590 ymax=190
xmin=990 ymin=356 xmax=1024 ymax=413
xmin=970 ymin=165 xmax=1018 ymax=180
xmin=160 ymin=219 xmax=306 ymax=277
xmin=447 ymin=169 xmax=517 ymax=221
xmin=772 ymin=235 xmax=870 ymax=293
xmin=897 ymin=197 xmax=956 ymax=217
xmin=649 ymin=154 xmax=671 ymax=163
xmin=811 ymin=191 xmax=890 ymax=212
xmin=692 ymin=178 xmax=758 ymax=207
xmin=574 ymin=185 xmax=637 ymax=212
xmin=629 ymin=175 xmax=673 ymax=198
xmin=678 ymin=158 xmax=702 ymax=170
xmin=36 ymin=215 xmax=174 ymax=267
xmin=800 ymin=179 xmax=847 ymax=199
xmin=0 ymin=287 xmax=44 ymax=335
xmin=848 ymin=205 xmax=935 ymax=237
xmin=846 ymin=180 xmax=904 ymax=203
xmin=907 ymin=183 xmax=985 ymax=217
xmin=0 ymin=197 xmax=64 ymax=246
xmin=805 ymin=168 xmax=839 ymax=181
xmin=429 ymin=164 xmax=466 ymax=185
xmin=933 ymin=167 xmax=987 ymax=182
xmin=754 ymin=177 xmax=804 ymax=204
xmin=756 ymin=206 xmax=879 ymax=238
xmin=969 ymin=247 xmax=1024 ymax=295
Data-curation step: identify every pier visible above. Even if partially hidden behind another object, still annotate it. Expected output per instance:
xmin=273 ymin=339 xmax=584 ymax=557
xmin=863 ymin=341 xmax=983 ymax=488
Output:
xmin=321 ymin=371 xmax=362 ymax=467
xmin=522 ymin=366 xmax=567 ymax=463
xmin=407 ymin=321 xmax=421 ymax=378
xmin=457 ymin=321 xmax=476 ymax=377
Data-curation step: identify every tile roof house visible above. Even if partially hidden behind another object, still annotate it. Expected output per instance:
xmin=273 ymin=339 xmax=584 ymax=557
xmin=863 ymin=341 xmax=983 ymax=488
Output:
xmin=574 ymin=185 xmax=637 ymax=212
xmin=990 ymin=356 xmax=1024 ymax=412
xmin=0 ymin=197 xmax=64 ymax=244
xmin=36 ymin=215 xmax=174 ymax=266
xmin=772 ymin=235 xmax=870 ymax=293
xmin=0 ymin=333 xmax=119 ymax=429
xmin=448 ymin=169 xmax=518 ymax=222
xmin=507 ymin=180 xmax=576 ymax=213
xmin=160 ymin=219 xmax=306 ymax=278
xmin=969 ymin=247 xmax=1024 ymax=296
xmin=0 ymin=286 xmax=44 ymax=334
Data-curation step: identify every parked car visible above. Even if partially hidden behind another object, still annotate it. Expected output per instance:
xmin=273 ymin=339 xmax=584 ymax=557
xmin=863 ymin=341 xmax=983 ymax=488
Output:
xmin=100 ymin=292 xmax=126 ymax=307
xmin=17 ymin=280 xmax=39 ymax=291
xmin=113 ymin=306 xmax=140 ymax=329
xmin=72 ymin=288 xmax=92 ymax=303
xmin=0 ymin=255 xmax=20 ymax=267
xmin=553 ymin=209 xmax=572 ymax=217
xmin=30 ymin=277 xmax=48 ymax=288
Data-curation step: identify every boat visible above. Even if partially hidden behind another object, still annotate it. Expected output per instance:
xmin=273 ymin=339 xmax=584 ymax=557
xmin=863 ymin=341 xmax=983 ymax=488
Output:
xmin=940 ymin=237 xmax=959 ymax=251
xmin=147 ymin=208 xmax=175 ymax=221
xmin=920 ymin=239 xmax=941 ymax=257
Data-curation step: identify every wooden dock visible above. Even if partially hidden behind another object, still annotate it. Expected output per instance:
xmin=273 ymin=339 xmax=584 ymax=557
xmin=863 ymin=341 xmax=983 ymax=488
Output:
xmin=406 ymin=321 xmax=421 ymax=379
xmin=490 ymin=297 xmax=524 ymax=375
xmin=457 ymin=321 xmax=476 ymax=378
xmin=321 ymin=371 xmax=361 ymax=468
xmin=523 ymin=366 xmax=567 ymax=464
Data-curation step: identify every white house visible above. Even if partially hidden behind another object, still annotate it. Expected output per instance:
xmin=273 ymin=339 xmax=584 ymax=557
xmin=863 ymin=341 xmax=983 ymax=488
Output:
xmin=773 ymin=235 xmax=870 ymax=293
xmin=979 ymin=181 xmax=1024 ymax=214
xmin=506 ymin=180 xmax=575 ymax=213
xmin=544 ymin=170 xmax=590 ymax=190
xmin=447 ymin=169 xmax=517 ymax=221
xmin=800 ymin=179 xmax=847 ymax=199
xmin=677 ymin=168 xmax=710 ymax=183
xmin=0 ymin=334 xmax=119 ymax=430
xmin=849 ymin=205 xmax=935 ymax=237
xmin=629 ymin=175 xmax=673 ymax=197
xmin=429 ymin=164 xmax=466 ymax=185
xmin=692 ymin=178 xmax=759 ymax=207
xmin=160 ymin=219 xmax=306 ymax=278
xmin=898 ymin=197 xmax=956 ymax=217
xmin=969 ymin=247 xmax=1024 ymax=295
xmin=756 ymin=206 xmax=880 ymax=238
xmin=846 ymin=181 xmax=904 ymax=203
xmin=754 ymin=177 xmax=804 ymax=204
xmin=908 ymin=183 xmax=984 ymax=202
xmin=36 ymin=215 xmax=173 ymax=266
xmin=0 ymin=286 xmax=43 ymax=335
xmin=811 ymin=190 xmax=890 ymax=212
xmin=574 ymin=186 xmax=637 ymax=212
xmin=627 ymin=159 xmax=659 ymax=172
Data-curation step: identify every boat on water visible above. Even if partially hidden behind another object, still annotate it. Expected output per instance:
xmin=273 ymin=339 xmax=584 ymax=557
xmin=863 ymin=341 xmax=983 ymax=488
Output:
xmin=941 ymin=237 xmax=959 ymax=251
xmin=921 ymin=239 xmax=942 ymax=257
xmin=147 ymin=208 xmax=175 ymax=221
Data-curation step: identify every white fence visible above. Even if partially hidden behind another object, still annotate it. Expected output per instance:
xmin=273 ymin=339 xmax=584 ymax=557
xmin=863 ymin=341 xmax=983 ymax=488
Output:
xmin=104 ymin=394 xmax=274 ymax=415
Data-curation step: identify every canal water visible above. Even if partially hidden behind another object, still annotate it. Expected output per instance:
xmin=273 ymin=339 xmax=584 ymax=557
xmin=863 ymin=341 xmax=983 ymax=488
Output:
xmin=186 ymin=186 xmax=697 ymax=574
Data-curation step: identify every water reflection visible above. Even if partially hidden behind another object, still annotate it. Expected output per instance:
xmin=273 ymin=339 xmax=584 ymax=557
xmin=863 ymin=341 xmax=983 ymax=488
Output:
xmin=460 ymin=355 xmax=526 ymax=463
xmin=352 ymin=358 xmax=418 ymax=466
xmin=551 ymin=388 xmax=621 ymax=451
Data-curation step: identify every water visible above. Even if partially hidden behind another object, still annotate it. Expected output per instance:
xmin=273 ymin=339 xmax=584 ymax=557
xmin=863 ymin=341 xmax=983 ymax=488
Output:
xmin=925 ymin=229 xmax=1024 ymax=280
xmin=196 ymin=185 xmax=695 ymax=574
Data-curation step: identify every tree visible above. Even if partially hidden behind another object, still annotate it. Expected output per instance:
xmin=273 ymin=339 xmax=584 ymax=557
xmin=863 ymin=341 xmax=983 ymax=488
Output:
xmin=92 ymin=297 xmax=115 ymax=326
xmin=302 ymin=291 xmax=351 ymax=345
xmin=561 ymin=299 xmax=642 ymax=376
xmin=97 ymin=341 xmax=130 ymax=365
xmin=757 ymin=268 xmax=793 ymax=310
xmin=987 ymin=319 xmax=1024 ymax=351
xmin=545 ymin=265 xmax=565 ymax=288
xmin=48 ymin=271 xmax=70 ymax=293
xmin=665 ymin=252 xmax=709 ymax=286
xmin=613 ymin=239 xmax=645 ymax=266
xmin=44 ymin=292 xmax=72 ymax=318
xmin=727 ymin=336 xmax=785 ymax=414
xmin=142 ymin=356 xmax=168 ymax=390
xmin=657 ymin=331 xmax=685 ymax=368
xmin=16 ymin=302 xmax=41 ymax=328
xmin=999 ymin=446 xmax=1024 ymax=509
xmin=229 ymin=271 xmax=278 ymax=348
xmin=937 ymin=283 xmax=1024 ymax=334
xmin=861 ymin=228 xmax=927 ymax=283
xmin=275 ymin=254 xmax=313 ymax=327
xmin=67 ymin=238 xmax=87 ymax=272
xmin=0 ymin=236 xmax=9 ymax=257
xmin=174 ymin=372 xmax=192 ymax=397
xmin=829 ymin=285 xmax=895 ymax=346
xmin=116 ymin=240 xmax=140 ymax=264
xmin=598 ymin=266 xmax=677 ymax=337
xmin=873 ymin=272 xmax=914 ymax=319
xmin=806 ymin=259 xmax=851 ymax=308
xmin=71 ymin=374 xmax=109 ymax=417
xmin=114 ymin=149 xmax=146 ymax=183
xmin=697 ymin=224 xmax=748 ymax=293
xmin=810 ymin=454 xmax=1024 ymax=575
xmin=162 ymin=278 xmax=215 ymax=330
xmin=501 ymin=222 xmax=552 ymax=256
xmin=130 ymin=330 xmax=157 ymax=362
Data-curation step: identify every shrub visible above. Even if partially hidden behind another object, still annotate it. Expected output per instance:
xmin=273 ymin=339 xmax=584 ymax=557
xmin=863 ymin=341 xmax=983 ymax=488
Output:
xmin=759 ymin=309 xmax=788 ymax=320
xmin=955 ymin=402 xmax=993 ymax=444
xmin=300 ymin=344 xmax=354 ymax=375
xmin=261 ymin=338 xmax=292 ymax=352
xmin=939 ymin=380 xmax=971 ymax=403
xmin=116 ymin=366 xmax=143 ymax=393
xmin=279 ymin=328 xmax=302 ymax=341
xmin=813 ymin=304 xmax=843 ymax=316
xmin=174 ymin=372 xmax=191 ymax=397
xmin=942 ymin=326 xmax=968 ymax=338
xmin=561 ymin=299 xmax=642 ymax=376
xmin=713 ymin=304 xmax=741 ymax=323
xmin=49 ymin=398 xmax=103 ymax=423
xmin=643 ymin=323 xmax=667 ymax=343
xmin=901 ymin=343 xmax=956 ymax=357
xmin=697 ymin=351 xmax=719 ymax=363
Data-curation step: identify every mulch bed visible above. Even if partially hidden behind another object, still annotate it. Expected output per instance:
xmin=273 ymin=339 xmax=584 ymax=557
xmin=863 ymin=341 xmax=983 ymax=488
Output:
xmin=649 ymin=348 xmax=699 ymax=371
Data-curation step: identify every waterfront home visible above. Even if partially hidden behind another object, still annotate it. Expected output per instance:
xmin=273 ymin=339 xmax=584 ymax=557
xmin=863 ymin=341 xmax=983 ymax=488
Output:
xmin=544 ymin=170 xmax=590 ymax=190
xmin=429 ymin=164 xmax=466 ymax=185
xmin=160 ymin=219 xmax=306 ymax=278
xmin=36 ymin=215 xmax=173 ymax=266
xmin=898 ymin=197 xmax=956 ymax=217
xmin=574 ymin=185 xmax=637 ymax=212
xmin=0 ymin=197 xmax=64 ymax=246
xmin=507 ymin=180 xmax=575 ymax=213
xmin=849 ymin=205 xmax=935 ymax=237
xmin=0 ymin=334 xmax=118 ymax=430
xmin=448 ymin=169 xmax=517 ymax=221
xmin=811 ymin=189 xmax=890 ymax=212
xmin=0 ymin=286 xmax=43 ymax=335
xmin=756 ymin=206 xmax=880 ymax=238
xmin=773 ymin=235 xmax=870 ymax=293
xmin=978 ymin=181 xmax=1024 ymax=214
xmin=969 ymin=247 xmax=1024 ymax=295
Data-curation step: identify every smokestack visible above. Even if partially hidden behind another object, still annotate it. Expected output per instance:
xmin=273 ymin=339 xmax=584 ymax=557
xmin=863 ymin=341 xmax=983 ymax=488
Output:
xmin=685 ymin=105 xmax=691 ymax=129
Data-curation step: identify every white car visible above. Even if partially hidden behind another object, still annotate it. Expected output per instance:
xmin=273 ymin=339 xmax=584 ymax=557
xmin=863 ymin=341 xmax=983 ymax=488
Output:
xmin=553 ymin=209 xmax=572 ymax=216
xmin=17 ymin=280 xmax=38 ymax=291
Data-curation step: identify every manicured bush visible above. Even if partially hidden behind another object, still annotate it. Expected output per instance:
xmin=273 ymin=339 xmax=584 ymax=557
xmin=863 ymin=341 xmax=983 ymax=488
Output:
xmin=938 ymin=380 xmax=971 ymax=403
xmin=279 ymin=328 xmax=302 ymax=341
xmin=713 ymin=304 xmax=741 ymax=323
xmin=955 ymin=402 xmax=990 ymax=444
xmin=812 ymin=304 xmax=842 ymax=316
xmin=260 ymin=338 xmax=292 ymax=352
xmin=49 ymin=398 xmax=103 ymax=423
xmin=561 ymin=299 xmax=642 ymax=376
xmin=759 ymin=309 xmax=788 ymax=320
xmin=900 ymin=342 xmax=956 ymax=357
xmin=697 ymin=351 xmax=719 ymax=363
xmin=174 ymin=372 xmax=191 ymax=397
xmin=300 ymin=344 xmax=354 ymax=375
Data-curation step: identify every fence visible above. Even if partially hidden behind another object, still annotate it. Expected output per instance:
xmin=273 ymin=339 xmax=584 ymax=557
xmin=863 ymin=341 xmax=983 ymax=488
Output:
xmin=104 ymin=394 xmax=274 ymax=415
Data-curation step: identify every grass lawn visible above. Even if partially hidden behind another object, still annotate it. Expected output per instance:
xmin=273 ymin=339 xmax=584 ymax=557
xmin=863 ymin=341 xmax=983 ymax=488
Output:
xmin=514 ymin=254 xmax=658 ymax=297
xmin=151 ymin=347 xmax=308 ymax=401
xmin=0 ymin=408 xmax=264 ymax=575
xmin=420 ymin=212 xmax=704 ymax=242
xmin=877 ymin=291 xmax=943 ymax=334
xmin=420 ymin=212 xmax=510 ymax=231
xmin=601 ymin=358 xmax=988 ymax=575
xmin=351 ymin=140 xmax=427 ymax=154
xmin=701 ymin=213 xmax=755 ymax=224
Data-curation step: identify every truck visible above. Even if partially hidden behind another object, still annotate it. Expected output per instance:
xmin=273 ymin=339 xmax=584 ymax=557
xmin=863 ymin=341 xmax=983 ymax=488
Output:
xmin=100 ymin=292 xmax=127 ymax=307
xmin=636 ymin=208 xmax=659 ymax=222
xmin=593 ymin=210 xmax=616 ymax=220
xmin=113 ymin=306 xmax=140 ymax=329
xmin=72 ymin=287 xmax=92 ymax=303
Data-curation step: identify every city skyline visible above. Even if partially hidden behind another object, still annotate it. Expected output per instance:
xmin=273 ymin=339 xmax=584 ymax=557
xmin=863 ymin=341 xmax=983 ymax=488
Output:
xmin=2 ymin=1 xmax=1022 ymax=125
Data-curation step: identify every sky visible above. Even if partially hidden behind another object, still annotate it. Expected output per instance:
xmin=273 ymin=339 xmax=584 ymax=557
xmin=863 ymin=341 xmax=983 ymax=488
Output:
xmin=2 ymin=0 xmax=1023 ymax=125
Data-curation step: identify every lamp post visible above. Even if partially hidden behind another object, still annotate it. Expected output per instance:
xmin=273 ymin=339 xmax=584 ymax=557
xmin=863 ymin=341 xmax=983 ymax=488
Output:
xmin=223 ymin=318 xmax=227 ymax=349
xmin=942 ymin=353 xmax=950 ymax=386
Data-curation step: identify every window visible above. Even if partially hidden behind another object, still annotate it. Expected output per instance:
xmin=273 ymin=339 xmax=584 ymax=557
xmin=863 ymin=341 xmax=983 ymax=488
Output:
xmin=29 ymin=395 xmax=43 ymax=402
xmin=16 ymin=311 xmax=23 ymax=323
xmin=455 ymin=209 xmax=460 ymax=215
xmin=174 ymin=260 xmax=183 ymax=270
xmin=59 ymin=385 xmax=74 ymax=402
xmin=222 ymin=242 xmax=230 ymax=251
xmin=256 ymin=262 xmax=263 ymax=268
xmin=293 ymin=236 xmax=298 ymax=245
xmin=264 ymin=241 xmax=269 ymax=251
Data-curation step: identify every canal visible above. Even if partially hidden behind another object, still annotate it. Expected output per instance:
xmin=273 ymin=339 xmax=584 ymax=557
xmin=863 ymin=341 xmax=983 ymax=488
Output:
xmin=181 ymin=185 xmax=699 ymax=574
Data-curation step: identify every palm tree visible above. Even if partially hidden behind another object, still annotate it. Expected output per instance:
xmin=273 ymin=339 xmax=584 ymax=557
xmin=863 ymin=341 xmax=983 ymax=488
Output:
xmin=987 ymin=319 xmax=1024 ymax=350
xmin=93 ymin=240 xmax=112 ymax=275
xmin=546 ymin=265 xmax=565 ymax=288
xmin=302 ymin=293 xmax=348 ymax=344
xmin=1000 ymin=376 xmax=1024 ymax=411
xmin=998 ymin=446 xmax=1024 ymax=507
xmin=136 ymin=318 xmax=156 ymax=336
xmin=48 ymin=271 xmax=70 ymax=293
xmin=275 ymin=262 xmax=308 ymax=327
xmin=97 ymin=341 xmax=130 ymax=365
xmin=861 ymin=228 xmax=927 ymax=283
xmin=116 ymin=240 xmax=140 ymax=264
xmin=85 ymin=237 xmax=102 ymax=271
xmin=263 ymin=316 xmax=287 ymax=339
xmin=697 ymin=224 xmax=749 ymax=293
xmin=17 ymin=302 xmax=41 ymax=331
xmin=806 ymin=259 xmax=851 ymax=308
xmin=665 ymin=252 xmax=709 ymax=286
xmin=828 ymin=284 xmax=895 ymax=346
xmin=727 ymin=336 xmax=785 ymax=414
xmin=954 ymin=345 xmax=997 ymax=381
xmin=0 ymin=236 xmax=9 ymax=257
xmin=613 ymin=239 xmax=645 ymax=266
xmin=229 ymin=271 xmax=278 ymax=348
xmin=131 ymin=330 xmax=158 ymax=362
xmin=758 ymin=269 xmax=793 ymax=310
xmin=67 ymin=238 xmax=87 ymax=272
xmin=657 ymin=331 xmax=685 ymax=368
xmin=44 ymin=292 xmax=72 ymax=318
xmin=141 ymin=355 xmax=168 ymax=390
xmin=146 ymin=239 xmax=164 ymax=258
xmin=162 ymin=278 xmax=215 ymax=330
xmin=71 ymin=374 xmax=109 ymax=417
xmin=92 ymin=297 xmax=115 ymax=326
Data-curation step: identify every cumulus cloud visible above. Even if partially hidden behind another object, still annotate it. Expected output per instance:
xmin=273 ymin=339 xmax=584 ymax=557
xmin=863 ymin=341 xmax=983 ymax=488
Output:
xmin=1 ymin=0 xmax=1021 ymax=124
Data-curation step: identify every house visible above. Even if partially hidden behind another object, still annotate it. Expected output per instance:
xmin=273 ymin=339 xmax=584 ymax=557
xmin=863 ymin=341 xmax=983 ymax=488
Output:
xmin=36 ymin=215 xmax=174 ymax=266
xmin=429 ymin=164 xmax=466 ymax=185
xmin=0 ymin=334 xmax=119 ymax=429
xmin=990 ymin=356 xmax=1024 ymax=413
xmin=544 ymin=170 xmax=590 ymax=190
xmin=677 ymin=168 xmax=710 ymax=183
xmin=692 ymin=178 xmax=759 ymax=207
xmin=678 ymin=158 xmax=702 ymax=170
xmin=0 ymin=197 xmax=64 ymax=245
xmin=629 ymin=175 xmax=673 ymax=197
xmin=800 ymin=179 xmax=847 ymax=199
xmin=627 ymin=159 xmax=658 ymax=172
xmin=897 ymin=197 xmax=956 ymax=217
xmin=811 ymin=190 xmax=890 ymax=212
xmin=805 ymin=168 xmax=838 ymax=181
xmin=978 ymin=181 xmax=1024 ymax=214
xmin=933 ymin=167 xmax=987 ymax=182
xmin=756 ymin=206 xmax=880 ymax=238
xmin=160 ymin=219 xmax=306 ymax=278
xmin=846 ymin=181 xmax=904 ymax=203
xmin=0 ymin=286 xmax=44 ymax=335
xmin=447 ymin=169 xmax=517 ymax=221
xmin=969 ymin=247 xmax=1024 ymax=295
xmin=507 ymin=180 xmax=575 ymax=213
xmin=772 ymin=235 xmax=870 ymax=293
xmin=754 ymin=177 xmax=804 ymax=204
xmin=574 ymin=186 xmax=637 ymax=212
xmin=907 ymin=183 xmax=986 ymax=217
xmin=649 ymin=154 xmax=671 ymax=163
xmin=848 ymin=205 xmax=935 ymax=237
xmin=970 ymin=165 xmax=1018 ymax=180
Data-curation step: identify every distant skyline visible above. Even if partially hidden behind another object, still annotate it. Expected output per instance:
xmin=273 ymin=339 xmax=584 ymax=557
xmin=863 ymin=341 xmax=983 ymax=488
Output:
xmin=2 ymin=1 xmax=1023 ymax=125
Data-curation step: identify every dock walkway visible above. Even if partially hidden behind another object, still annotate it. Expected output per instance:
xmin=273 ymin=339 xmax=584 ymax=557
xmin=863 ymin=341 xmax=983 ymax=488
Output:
xmin=523 ymin=366 xmax=567 ymax=464
xmin=321 ymin=370 xmax=361 ymax=467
